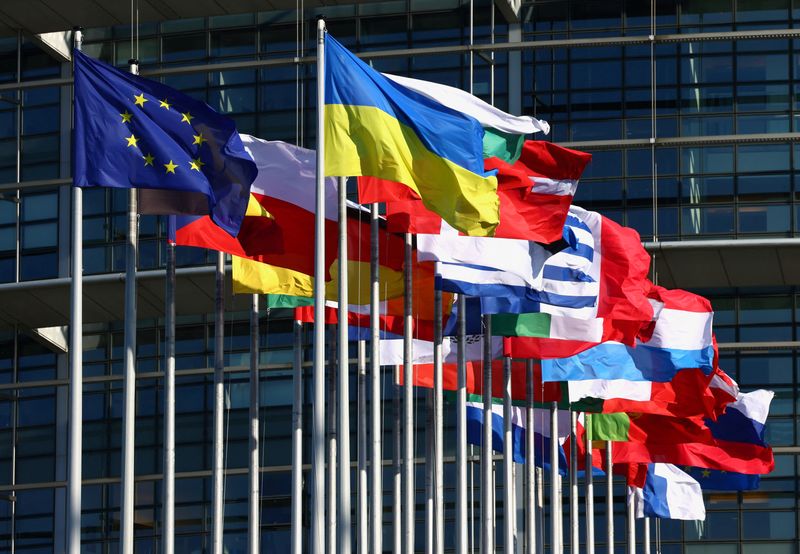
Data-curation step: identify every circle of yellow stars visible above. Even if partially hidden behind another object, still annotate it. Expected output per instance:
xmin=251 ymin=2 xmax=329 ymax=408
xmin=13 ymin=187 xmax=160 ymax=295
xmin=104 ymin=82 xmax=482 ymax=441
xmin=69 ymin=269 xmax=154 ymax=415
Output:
xmin=121 ymin=91 xmax=208 ymax=175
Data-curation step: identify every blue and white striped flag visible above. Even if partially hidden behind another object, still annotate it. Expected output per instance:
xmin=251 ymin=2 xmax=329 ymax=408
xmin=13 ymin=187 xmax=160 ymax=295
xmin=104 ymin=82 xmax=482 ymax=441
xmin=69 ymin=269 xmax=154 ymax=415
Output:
xmin=418 ymin=207 xmax=599 ymax=312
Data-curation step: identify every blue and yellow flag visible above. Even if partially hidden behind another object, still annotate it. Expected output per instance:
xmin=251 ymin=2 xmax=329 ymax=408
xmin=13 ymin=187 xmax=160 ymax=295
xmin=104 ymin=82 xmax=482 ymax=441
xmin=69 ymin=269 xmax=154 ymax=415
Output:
xmin=73 ymin=50 xmax=257 ymax=237
xmin=323 ymin=34 xmax=499 ymax=237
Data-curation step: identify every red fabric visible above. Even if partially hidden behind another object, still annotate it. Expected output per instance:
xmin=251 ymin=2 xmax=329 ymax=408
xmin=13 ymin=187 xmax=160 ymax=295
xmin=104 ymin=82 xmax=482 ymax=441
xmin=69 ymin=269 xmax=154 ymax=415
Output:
xmin=572 ymin=418 xmax=647 ymax=487
xmin=357 ymin=141 xmax=592 ymax=243
xmin=400 ymin=359 xmax=561 ymax=403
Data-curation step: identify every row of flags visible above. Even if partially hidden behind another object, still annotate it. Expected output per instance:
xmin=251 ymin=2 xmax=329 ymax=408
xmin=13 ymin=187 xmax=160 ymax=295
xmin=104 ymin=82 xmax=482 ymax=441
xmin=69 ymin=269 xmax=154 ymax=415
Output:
xmin=72 ymin=29 xmax=773 ymax=525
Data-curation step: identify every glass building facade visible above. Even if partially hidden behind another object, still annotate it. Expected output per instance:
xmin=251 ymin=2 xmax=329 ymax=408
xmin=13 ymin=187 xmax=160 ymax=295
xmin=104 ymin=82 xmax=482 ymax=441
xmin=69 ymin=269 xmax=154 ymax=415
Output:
xmin=0 ymin=0 xmax=796 ymax=552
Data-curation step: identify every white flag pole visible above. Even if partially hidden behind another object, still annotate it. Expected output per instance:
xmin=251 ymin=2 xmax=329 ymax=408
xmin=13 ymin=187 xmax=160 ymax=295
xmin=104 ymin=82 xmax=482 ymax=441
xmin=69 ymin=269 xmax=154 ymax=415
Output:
xmin=311 ymin=17 xmax=328 ymax=554
xmin=433 ymin=264 xmax=444 ymax=554
xmin=481 ymin=314 xmax=493 ymax=554
xmin=120 ymin=57 xmax=140 ymax=554
xmin=291 ymin=319 xmax=304 ymax=554
xmin=67 ymin=26 xmax=84 ymax=554
xmin=627 ymin=485 xmax=636 ymax=554
xmin=369 ymin=202 xmax=383 ymax=554
xmin=503 ymin=357 xmax=514 ymax=553
xmin=550 ymin=402 xmax=560 ymax=554
xmin=162 ymin=236 xmax=176 ymax=554
xmin=248 ymin=294 xmax=260 ymax=554
xmin=211 ymin=251 xmax=226 ymax=554
xmin=337 ymin=175 xmax=352 ymax=554
xmin=570 ymin=411 xmax=579 ymax=554
xmin=358 ymin=339 xmax=368 ymax=551
xmin=585 ymin=414 xmax=595 ymax=554
xmin=456 ymin=296 xmax=468 ymax=554
xmin=403 ymin=232 xmax=415 ymax=554
xmin=606 ymin=442 xmax=614 ymax=554
xmin=525 ymin=360 xmax=536 ymax=554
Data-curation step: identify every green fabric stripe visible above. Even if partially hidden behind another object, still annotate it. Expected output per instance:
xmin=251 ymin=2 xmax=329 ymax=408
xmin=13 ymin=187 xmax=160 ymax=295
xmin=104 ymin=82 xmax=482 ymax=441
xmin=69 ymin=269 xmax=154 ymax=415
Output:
xmin=483 ymin=128 xmax=525 ymax=164
xmin=587 ymin=412 xmax=630 ymax=442
xmin=266 ymin=294 xmax=313 ymax=309
xmin=569 ymin=397 xmax=606 ymax=414
xmin=492 ymin=312 xmax=552 ymax=338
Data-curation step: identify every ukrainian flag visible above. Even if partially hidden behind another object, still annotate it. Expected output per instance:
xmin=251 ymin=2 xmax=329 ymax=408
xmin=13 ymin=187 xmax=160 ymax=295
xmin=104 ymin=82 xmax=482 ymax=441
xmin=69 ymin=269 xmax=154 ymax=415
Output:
xmin=324 ymin=34 xmax=500 ymax=237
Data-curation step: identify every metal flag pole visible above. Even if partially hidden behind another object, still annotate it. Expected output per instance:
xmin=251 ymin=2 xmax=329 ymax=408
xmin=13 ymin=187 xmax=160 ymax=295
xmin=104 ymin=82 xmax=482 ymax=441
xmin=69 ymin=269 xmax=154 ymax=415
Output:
xmin=643 ymin=518 xmax=651 ymax=554
xmin=585 ymin=414 xmax=595 ymax=554
xmin=456 ymin=295 xmax=467 ymax=554
xmin=606 ymin=442 xmax=614 ymax=554
xmin=525 ymin=360 xmax=536 ymax=554
xmin=120 ymin=57 xmax=140 ymax=554
xmin=570 ymin=412 xmax=579 ymax=554
xmin=358 ymin=339 xmax=368 ymax=552
xmin=503 ymin=357 xmax=514 ymax=554
xmin=626 ymin=487 xmax=636 ymax=554
xmin=162 ymin=235 xmax=176 ymax=554
xmin=403 ymin=232 xmax=415 ymax=554
xmin=369 ymin=202 xmax=383 ymax=554
xmin=536 ymin=466 xmax=544 ymax=554
xmin=425 ymin=384 xmax=434 ymax=554
xmin=550 ymin=402 xmax=560 ymax=554
xmin=211 ymin=251 xmax=226 ymax=554
xmin=311 ymin=16 xmax=327 ymax=554
xmin=328 ymin=327 xmax=338 ymax=554
xmin=67 ymin=26 xmax=84 ymax=554
xmin=394 ymin=358 xmax=402 ymax=554
xmin=481 ymin=314 xmax=493 ymax=554
xmin=338 ymin=175 xmax=352 ymax=554
xmin=248 ymin=294 xmax=260 ymax=554
xmin=432 ymin=262 xmax=444 ymax=554
xmin=291 ymin=319 xmax=304 ymax=554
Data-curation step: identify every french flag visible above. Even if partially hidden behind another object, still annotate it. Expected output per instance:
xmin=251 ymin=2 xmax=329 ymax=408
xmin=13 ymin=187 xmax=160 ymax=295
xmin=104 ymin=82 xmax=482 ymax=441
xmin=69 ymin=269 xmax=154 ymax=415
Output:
xmin=541 ymin=287 xmax=715 ymax=382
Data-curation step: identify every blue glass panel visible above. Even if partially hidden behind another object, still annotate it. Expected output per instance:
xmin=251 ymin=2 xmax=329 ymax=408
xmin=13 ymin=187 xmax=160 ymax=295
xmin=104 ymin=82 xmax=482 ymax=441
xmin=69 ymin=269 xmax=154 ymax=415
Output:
xmin=738 ymin=204 xmax=790 ymax=233
xmin=737 ymin=143 xmax=791 ymax=173
xmin=737 ymin=53 xmax=789 ymax=81
xmin=680 ymin=205 xmax=734 ymax=235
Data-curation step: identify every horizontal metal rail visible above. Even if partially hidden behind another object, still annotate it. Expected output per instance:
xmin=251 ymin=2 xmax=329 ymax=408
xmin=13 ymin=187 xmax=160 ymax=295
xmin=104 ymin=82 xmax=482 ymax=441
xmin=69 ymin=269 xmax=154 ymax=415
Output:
xmin=1 ymin=27 xmax=799 ymax=93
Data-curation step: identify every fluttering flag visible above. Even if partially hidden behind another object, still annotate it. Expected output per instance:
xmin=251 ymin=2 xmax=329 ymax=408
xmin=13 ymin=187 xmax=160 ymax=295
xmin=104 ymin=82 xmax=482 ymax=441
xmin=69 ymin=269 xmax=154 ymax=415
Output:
xmin=360 ymin=141 xmax=591 ymax=244
xmin=173 ymin=137 xmax=340 ymax=278
xmin=540 ymin=286 xmax=714 ymax=383
xmin=466 ymin=398 xmax=571 ymax=470
xmin=680 ymin=466 xmax=760 ymax=491
xmin=382 ymin=73 xmax=549 ymax=163
xmin=609 ymin=390 xmax=775 ymax=474
xmin=324 ymin=33 xmax=499 ymax=236
xmin=73 ymin=50 xmax=257 ymax=236
xmin=418 ymin=208 xmax=596 ymax=311
xmin=568 ymin=366 xmax=739 ymax=419
xmin=629 ymin=464 xmax=706 ymax=521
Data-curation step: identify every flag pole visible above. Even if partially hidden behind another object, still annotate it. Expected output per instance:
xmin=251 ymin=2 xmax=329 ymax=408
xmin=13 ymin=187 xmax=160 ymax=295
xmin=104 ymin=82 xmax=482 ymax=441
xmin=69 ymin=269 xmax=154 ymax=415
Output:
xmin=67 ymin=26 xmax=83 ymax=554
xmin=626 ymin=486 xmax=636 ymax=554
xmin=328 ymin=326 xmax=338 ymax=554
xmin=525 ymin=360 xmax=536 ymax=554
xmin=403 ymin=231 xmax=415 ymax=554
xmin=291 ymin=318 xmax=304 ymax=554
xmin=606 ymin=442 xmax=614 ymax=554
xmin=248 ymin=294 xmax=260 ymax=554
xmin=425 ymin=382 xmax=434 ymax=554
xmin=643 ymin=518 xmax=651 ymax=554
xmin=358 ymin=339 xmax=368 ymax=551
xmin=570 ymin=411 xmax=579 ymax=554
xmin=585 ymin=414 xmax=595 ymax=554
xmin=369 ymin=201 xmax=383 ymax=554
xmin=503 ymin=357 xmax=514 ymax=554
xmin=433 ymin=264 xmax=444 ymax=554
xmin=120 ymin=57 xmax=140 ymax=554
xmin=162 ymin=236 xmax=176 ymax=554
xmin=394 ymin=357 xmax=402 ymax=554
xmin=311 ymin=16 xmax=328 ymax=554
xmin=481 ymin=314 xmax=493 ymax=554
xmin=337 ymin=175 xmax=352 ymax=554
xmin=536 ymin=466 xmax=544 ymax=554
xmin=550 ymin=402 xmax=560 ymax=554
xmin=211 ymin=250 xmax=226 ymax=554
xmin=456 ymin=295 xmax=468 ymax=554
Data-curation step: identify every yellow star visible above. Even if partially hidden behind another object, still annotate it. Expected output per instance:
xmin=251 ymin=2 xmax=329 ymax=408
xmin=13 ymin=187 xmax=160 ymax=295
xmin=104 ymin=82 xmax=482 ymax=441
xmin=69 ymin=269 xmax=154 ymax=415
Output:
xmin=142 ymin=153 xmax=154 ymax=166
xmin=133 ymin=93 xmax=147 ymax=107
xmin=701 ymin=469 xmax=711 ymax=478
xmin=164 ymin=160 xmax=177 ymax=174
xmin=159 ymin=99 xmax=171 ymax=109
xmin=193 ymin=133 xmax=207 ymax=146
xmin=189 ymin=158 xmax=205 ymax=171
xmin=120 ymin=110 xmax=133 ymax=123
xmin=125 ymin=134 xmax=139 ymax=148
xmin=181 ymin=112 xmax=194 ymax=124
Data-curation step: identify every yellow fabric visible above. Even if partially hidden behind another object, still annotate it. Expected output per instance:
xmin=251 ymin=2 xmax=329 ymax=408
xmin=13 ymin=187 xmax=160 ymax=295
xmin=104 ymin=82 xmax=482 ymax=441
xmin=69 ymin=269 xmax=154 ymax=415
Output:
xmin=325 ymin=103 xmax=500 ymax=237
xmin=232 ymin=256 xmax=313 ymax=296
xmin=324 ymin=259 xmax=405 ymax=304
xmin=244 ymin=194 xmax=272 ymax=218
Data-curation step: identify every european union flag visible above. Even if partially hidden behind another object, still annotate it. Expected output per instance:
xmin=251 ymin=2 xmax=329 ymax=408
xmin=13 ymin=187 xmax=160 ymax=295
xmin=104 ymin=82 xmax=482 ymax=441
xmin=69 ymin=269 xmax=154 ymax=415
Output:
xmin=682 ymin=466 xmax=760 ymax=491
xmin=73 ymin=50 xmax=257 ymax=236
